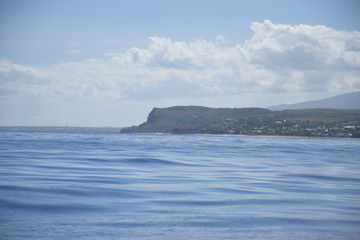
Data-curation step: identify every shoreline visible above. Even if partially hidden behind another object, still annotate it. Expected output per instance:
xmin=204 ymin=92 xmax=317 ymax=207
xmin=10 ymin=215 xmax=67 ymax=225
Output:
xmin=129 ymin=132 xmax=359 ymax=140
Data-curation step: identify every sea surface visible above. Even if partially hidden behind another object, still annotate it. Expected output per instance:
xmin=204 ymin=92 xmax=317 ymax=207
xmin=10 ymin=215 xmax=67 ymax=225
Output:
xmin=0 ymin=130 xmax=360 ymax=240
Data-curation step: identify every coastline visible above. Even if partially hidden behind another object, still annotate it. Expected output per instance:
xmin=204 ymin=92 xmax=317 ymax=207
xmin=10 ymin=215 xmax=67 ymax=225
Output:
xmin=127 ymin=132 xmax=359 ymax=140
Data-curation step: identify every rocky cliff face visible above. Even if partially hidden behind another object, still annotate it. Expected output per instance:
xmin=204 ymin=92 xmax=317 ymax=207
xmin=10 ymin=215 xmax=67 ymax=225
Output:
xmin=121 ymin=106 xmax=360 ymax=134
xmin=124 ymin=106 xmax=273 ymax=133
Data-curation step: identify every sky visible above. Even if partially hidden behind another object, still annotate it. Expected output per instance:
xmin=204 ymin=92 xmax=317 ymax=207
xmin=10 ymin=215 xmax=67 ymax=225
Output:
xmin=0 ymin=0 xmax=360 ymax=127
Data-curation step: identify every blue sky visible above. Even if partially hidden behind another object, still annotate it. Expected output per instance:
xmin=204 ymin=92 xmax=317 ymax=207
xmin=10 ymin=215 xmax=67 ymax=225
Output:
xmin=0 ymin=0 xmax=360 ymax=126
xmin=1 ymin=0 xmax=359 ymax=65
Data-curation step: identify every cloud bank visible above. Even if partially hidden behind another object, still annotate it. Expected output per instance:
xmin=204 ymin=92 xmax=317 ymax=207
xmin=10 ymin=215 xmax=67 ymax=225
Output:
xmin=1 ymin=20 xmax=360 ymax=102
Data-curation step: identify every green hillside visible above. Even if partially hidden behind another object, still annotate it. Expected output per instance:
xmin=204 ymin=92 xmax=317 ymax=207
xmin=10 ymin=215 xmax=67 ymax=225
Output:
xmin=121 ymin=106 xmax=360 ymax=137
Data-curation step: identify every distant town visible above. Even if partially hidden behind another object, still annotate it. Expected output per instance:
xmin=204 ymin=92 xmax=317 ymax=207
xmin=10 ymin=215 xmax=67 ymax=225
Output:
xmin=183 ymin=117 xmax=360 ymax=138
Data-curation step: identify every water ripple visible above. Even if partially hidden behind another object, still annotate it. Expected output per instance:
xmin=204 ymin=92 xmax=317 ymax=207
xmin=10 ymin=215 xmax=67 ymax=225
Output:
xmin=0 ymin=131 xmax=359 ymax=240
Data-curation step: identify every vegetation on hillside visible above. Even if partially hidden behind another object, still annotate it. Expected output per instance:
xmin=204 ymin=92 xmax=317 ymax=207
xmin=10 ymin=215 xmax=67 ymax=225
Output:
xmin=120 ymin=106 xmax=360 ymax=138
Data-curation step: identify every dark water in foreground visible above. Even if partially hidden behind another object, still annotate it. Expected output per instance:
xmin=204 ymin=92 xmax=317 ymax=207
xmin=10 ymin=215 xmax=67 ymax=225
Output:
xmin=0 ymin=131 xmax=360 ymax=240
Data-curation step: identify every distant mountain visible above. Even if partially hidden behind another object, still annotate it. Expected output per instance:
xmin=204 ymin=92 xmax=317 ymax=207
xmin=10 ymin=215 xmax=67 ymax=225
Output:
xmin=270 ymin=92 xmax=360 ymax=110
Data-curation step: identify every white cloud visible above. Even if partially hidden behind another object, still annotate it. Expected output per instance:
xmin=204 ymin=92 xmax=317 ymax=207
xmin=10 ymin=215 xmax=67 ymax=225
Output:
xmin=1 ymin=20 xmax=360 ymax=102
xmin=67 ymin=49 xmax=81 ymax=56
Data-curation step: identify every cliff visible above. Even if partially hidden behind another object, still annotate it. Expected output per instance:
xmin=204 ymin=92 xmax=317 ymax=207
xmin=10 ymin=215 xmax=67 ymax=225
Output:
xmin=138 ymin=106 xmax=272 ymax=133
xmin=121 ymin=106 xmax=360 ymax=137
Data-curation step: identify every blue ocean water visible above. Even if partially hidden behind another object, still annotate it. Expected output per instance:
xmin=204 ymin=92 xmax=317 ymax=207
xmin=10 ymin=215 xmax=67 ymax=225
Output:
xmin=0 ymin=131 xmax=359 ymax=240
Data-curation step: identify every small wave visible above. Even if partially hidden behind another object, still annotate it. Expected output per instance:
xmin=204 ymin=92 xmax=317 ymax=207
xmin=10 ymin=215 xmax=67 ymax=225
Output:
xmin=0 ymin=198 xmax=106 ymax=213
xmin=120 ymin=157 xmax=196 ymax=167
xmin=283 ymin=173 xmax=360 ymax=183
xmin=92 ymin=216 xmax=360 ymax=229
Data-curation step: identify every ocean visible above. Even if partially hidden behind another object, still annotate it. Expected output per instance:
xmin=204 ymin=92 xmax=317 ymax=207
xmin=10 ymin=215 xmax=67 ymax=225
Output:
xmin=0 ymin=130 xmax=359 ymax=240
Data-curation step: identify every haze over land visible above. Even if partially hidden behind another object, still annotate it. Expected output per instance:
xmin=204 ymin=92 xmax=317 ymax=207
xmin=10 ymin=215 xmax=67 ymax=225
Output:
xmin=0 ymin=0 xmax=359 ymax=126
xmin=270 ymin=92 xmax=360 ymax=110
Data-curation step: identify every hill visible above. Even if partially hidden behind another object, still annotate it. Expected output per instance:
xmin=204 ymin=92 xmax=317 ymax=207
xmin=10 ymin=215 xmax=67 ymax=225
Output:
xmin=121 ymin=106 xmax=360 ymax=137
xmin=270 ymin=92 xmax=360 ymax=110
xmin=123 ymin=106 xmax=272 ymax=133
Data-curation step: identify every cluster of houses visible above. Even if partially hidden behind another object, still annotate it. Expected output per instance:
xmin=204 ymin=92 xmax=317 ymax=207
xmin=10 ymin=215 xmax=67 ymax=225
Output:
xmin=207 ymin=118 xmax=360 ymax=138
